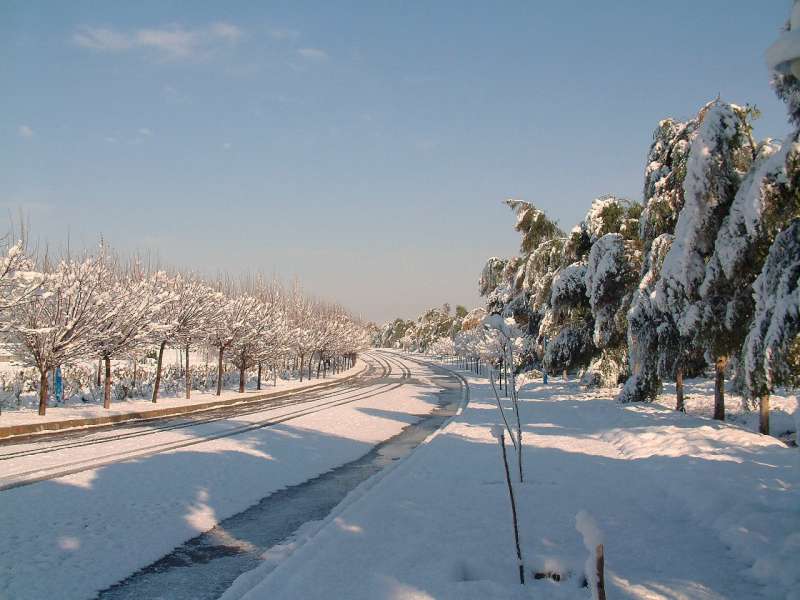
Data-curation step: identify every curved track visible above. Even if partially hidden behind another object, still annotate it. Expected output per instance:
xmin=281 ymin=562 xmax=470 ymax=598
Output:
xmin=0 ymin=351 xmax=411 ymax=492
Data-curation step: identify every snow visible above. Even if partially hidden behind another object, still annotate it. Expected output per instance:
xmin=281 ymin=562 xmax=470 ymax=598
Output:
xmin=654 ymin=377 xmax=799 ymax=439
xmin=575 ymin=510 xmax=603 ymax=600
xmin=221 ymin=357 xmax=800 ymax=600
xmin=0 ymin=353 xmax=442 ymax=600
xmin=709 ymin=139 xmax=787 ymax=283
xmin=550 ymin=262 xmax=587 ymax=308
xmin=766 ymin=18 xmax=800 ymax=73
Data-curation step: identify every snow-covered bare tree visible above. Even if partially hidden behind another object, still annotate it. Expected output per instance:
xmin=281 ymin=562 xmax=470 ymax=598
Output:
xmin=205 ymin=286 xmax=261 ymax=395
xmin=0 ymin=236 xmax=42 ymax=313
xmin=91 ymin=259 xmax=173 ymax=408
xmin=5 ymin=252 xmax=110 ymax=415
xmin=150 ymin=274 xmax=220 ymax=402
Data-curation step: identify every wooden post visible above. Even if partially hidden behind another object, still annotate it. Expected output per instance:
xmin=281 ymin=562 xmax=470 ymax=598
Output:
xmin=596 ymin=544 xmax=606 ymax=600
xmin=498 ymin=430 xmax=525 ymax=585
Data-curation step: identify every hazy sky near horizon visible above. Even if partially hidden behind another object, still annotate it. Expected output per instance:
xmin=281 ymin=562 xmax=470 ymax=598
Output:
xmin=1 ymin=1 xmax=792 ymax=323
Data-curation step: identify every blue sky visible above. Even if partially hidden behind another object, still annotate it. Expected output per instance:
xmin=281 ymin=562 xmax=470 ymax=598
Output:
xmin=1 ymin=1 xmax=792 ymax=323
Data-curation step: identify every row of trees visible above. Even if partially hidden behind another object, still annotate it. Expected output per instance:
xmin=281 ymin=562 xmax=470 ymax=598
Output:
xmin=375 ymin=303 xmax=473 ymax=352
xmin=0 ymin=241 xmax=369 ymax=416
xmin=382 ymin=16 xmax=800 ymax=435
xmin=477 ymin=86 xmax=798 ymax=433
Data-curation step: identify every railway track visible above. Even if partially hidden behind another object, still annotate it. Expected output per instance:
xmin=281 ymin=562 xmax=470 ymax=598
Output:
xmin=0 ymin=351 xmax=412 ymax=492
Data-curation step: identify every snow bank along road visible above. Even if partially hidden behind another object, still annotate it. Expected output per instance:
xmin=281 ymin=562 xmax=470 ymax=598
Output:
xmin=0 ymin=351 xmax=451 ymax=600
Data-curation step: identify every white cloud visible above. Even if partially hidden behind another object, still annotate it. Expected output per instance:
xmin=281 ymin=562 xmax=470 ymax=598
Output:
xmin=222 ymin=142 xmax=232 ymax=150
xmin=18 ymin=125 xmax=34 ymax=138
xmin=135 ymin=27 xmax=198 ymax=58
xmin=104 ymin=136 xmax=117 ymax=143
xmin=72 ymin=27 xmax=132 ymax=51
xmin=72 ymin=22 xmax=243 ymax=59
xmin=297 ymin=47 xmax=328 ymax=61
xmin=269 ymin=28 xmax=299 ymax=41
xmin=210 ymin=22 xmax=243 ymax=42
xmin=138 ymin=128 xmax=153 ymax=136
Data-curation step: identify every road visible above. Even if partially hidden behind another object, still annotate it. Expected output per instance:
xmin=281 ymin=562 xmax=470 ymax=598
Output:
xmin=0 ymin=351 xmax=463 ymax=600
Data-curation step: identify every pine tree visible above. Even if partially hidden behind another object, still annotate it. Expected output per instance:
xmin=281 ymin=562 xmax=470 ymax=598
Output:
xmin=655 ymin=101 xmax=757 ymax=418
xmin=742 ymin=220 xmax=800 ymax=434
xmin=621 ymin=113 xmax=698 ymax=403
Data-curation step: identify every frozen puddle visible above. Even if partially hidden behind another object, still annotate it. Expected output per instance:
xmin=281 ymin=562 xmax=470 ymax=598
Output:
xmin=96 ymin=370 xmax=462 ymax=600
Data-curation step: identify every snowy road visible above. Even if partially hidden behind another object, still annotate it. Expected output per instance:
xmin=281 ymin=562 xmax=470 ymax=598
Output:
xmin=0 ymin=351 xmax=452 ymax=600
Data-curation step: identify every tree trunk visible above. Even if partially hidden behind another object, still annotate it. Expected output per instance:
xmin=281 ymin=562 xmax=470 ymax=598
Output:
xmin=308 ymin=360 xmax=313 ymax=380
xmin=96 ymin=358 xmax=102 ymax=387
xmin=238 ymin=357 xmax=246 ymax=393
xmin=676 ymin=364 xmax=685 ymax=413
xmin=759 ymin=394 xmax=770 ymax=435
xmin=185 ymin=344 xmax=191 ymax=399
xmin=216 ymin=347 xmax=224 ymax=396
xmin=713 ymin=355 xmax=726 ymax=421
xmin=38 ymin=368 xmax=48 ymax=416
xmin=299 ymin=354 xmax=304 ymax=382
xmin=132 ymin=358 xmax=137 ymax=396
xmin=563 ymin=368 xmax=568 ymax=381
xmin=152 ymin=340 xmax=167 ymax=403
xmin=257 ymin=362 xmax=262 ymax=390
xmin=103 ymin=356 xmax=112 ymax=409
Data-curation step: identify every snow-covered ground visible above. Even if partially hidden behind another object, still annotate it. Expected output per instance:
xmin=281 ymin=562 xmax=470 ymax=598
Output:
xmin=654 ymin=378 xmax=799 ymax=441
xmin=0 ymin=353 xmax=443 ymax=600
xmin=0 ymin=361 xmax=364 ymax=434
xmin=221 ymin=357 xmax=800 ymax=600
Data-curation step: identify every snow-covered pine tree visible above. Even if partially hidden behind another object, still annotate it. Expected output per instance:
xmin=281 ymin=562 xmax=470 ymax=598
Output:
xmin=505 ymin=199 xmax=563 ymax=255
xmin=742 ymin=220 xmax=800 ymax=434
xmin=619 ymin=234 xmax=675 ymax=403
xmin=698 ymin=138 xmax=797 ymax=429
xmin=655 ymin=101 xmax=757 ymax=419
xmin=541 ymin=258 xmax=594 ymax=379
xmin=621 ymin=113 xmax=699 ymax=403
xmin=730 ymin=5 xmax=800 ymax=433
xmin=584 ymin=229 xmax=642 ymax=386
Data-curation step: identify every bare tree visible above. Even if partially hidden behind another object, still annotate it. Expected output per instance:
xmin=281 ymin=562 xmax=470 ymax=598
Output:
xmin=5 ymin=253 xmax=109 ymax=415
